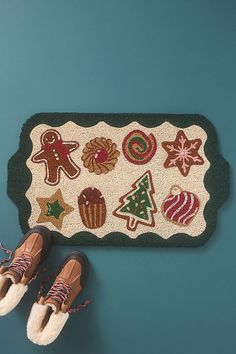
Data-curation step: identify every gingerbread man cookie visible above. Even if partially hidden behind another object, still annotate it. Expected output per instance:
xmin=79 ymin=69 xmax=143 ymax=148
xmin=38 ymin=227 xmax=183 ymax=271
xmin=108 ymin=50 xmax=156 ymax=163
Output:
xmin=32 ymin=129 xmax=80 ymax=185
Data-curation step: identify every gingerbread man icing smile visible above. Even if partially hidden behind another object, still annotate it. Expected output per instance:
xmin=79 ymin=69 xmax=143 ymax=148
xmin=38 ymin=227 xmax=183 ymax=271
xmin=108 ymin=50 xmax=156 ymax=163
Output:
xmin=32 ymin=129 xmax=80 ymax=185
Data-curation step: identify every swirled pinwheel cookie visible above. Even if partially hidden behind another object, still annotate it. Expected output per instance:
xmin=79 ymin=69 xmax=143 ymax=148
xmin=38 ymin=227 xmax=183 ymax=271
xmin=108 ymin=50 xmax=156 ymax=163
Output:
xmin=122 ymin=130 xmax=157 ymax=164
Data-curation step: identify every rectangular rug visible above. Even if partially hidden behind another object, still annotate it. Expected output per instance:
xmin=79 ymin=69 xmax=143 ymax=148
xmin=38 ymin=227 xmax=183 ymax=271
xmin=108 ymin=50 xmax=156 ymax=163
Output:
xmin=8 ymin=113 xmax=229 ymax=247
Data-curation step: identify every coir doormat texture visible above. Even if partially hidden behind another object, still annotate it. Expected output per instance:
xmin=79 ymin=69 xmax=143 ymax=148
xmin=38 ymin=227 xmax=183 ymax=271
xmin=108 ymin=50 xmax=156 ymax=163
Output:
xmin=8 ymin=113 xmax=229 ymax=247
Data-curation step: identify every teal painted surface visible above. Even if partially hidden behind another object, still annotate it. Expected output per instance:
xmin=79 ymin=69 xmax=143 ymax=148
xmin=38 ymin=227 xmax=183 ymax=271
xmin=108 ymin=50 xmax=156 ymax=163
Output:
xmin=0 ymin=1 xmax=235 ymax=353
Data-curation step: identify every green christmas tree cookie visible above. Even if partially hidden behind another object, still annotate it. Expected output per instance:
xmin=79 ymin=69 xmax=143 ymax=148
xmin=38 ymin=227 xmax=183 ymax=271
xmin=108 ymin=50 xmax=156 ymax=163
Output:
xmin=113 ymin=170 xmax=157 ymax=231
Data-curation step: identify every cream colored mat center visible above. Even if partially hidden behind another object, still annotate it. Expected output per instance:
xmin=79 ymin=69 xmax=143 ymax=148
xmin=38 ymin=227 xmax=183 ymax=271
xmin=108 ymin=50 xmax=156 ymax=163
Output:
xmin=26 ymin=121 xmax=209 ymax=240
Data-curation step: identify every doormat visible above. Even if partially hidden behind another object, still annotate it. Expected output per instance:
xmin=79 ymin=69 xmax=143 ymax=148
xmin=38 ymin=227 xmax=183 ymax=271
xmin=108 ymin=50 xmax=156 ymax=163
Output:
xmin=8 ymin=113 xmax=229 ymax=247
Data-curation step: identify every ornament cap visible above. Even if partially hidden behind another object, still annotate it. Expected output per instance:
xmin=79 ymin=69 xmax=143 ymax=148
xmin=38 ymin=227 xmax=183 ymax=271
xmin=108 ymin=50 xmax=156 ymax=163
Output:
xmin=170 ymin=185 xmax=182 ymax=195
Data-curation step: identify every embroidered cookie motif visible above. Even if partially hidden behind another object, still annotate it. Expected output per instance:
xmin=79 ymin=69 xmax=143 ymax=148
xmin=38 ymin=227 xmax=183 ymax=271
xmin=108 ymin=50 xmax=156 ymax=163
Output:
xmin=113 ymin=171 xmax=157 ymax=231
xmin=78 ymin=187 xmax=106 ymax=229
xmin=36 ymin=189 xmax=74 ymax=230
xmin=122 ymin=130 xmax=157 ymax=164
xmin=162 ymin=130 xmax=204 ymax=176
xmin=81 ymin=137 xmax=120 ymax=175
xmin=162 ymin=186 xmax=199 ymax=226
xmin=31 ymin=129 xmax=80 ymax=186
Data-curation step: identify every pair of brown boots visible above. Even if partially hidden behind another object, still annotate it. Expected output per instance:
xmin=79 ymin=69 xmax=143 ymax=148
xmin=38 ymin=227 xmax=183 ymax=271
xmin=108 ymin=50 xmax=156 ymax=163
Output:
xmin=0 ymin=226 xmax=89 ymax=345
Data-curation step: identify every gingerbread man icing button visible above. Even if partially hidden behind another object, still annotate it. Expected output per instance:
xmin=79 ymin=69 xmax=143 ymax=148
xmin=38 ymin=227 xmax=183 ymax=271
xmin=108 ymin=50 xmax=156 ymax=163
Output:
xmin=32 ymin=129 xmax=81 ymax=186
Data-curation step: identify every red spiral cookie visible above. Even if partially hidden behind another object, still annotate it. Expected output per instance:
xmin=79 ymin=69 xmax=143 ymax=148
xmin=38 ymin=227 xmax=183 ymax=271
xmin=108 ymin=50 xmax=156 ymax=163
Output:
xmin=122 ymin=130 xmax=157 ymax=164
xmin=78 ymin=187 xmax=106 ymax=229
xmin=162 ymin=186 xmax=199 ymax=226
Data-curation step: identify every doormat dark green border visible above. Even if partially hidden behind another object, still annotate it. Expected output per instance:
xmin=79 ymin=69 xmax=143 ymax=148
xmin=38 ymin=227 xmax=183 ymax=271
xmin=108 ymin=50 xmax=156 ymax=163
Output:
xmin=7 ymin=113 xmax=230 ymax=247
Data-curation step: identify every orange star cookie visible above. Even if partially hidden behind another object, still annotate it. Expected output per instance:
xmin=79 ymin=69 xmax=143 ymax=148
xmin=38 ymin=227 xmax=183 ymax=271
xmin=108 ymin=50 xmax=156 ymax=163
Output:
xmin=36 ymin=189 xmax=74 ymax=230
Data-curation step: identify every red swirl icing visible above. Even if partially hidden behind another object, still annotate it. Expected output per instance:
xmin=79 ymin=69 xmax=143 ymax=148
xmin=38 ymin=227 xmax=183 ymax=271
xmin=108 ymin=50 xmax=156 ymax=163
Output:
xmin=162 ymin=186 xmax=199 ymax=226
xmin=122 ymin=130 xmax=157 ymax=165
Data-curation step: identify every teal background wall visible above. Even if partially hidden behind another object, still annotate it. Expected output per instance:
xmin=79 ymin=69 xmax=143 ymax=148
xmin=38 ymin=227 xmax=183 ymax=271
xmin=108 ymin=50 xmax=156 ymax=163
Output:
xmin=0 ymin=1 xmax=235 ymax=353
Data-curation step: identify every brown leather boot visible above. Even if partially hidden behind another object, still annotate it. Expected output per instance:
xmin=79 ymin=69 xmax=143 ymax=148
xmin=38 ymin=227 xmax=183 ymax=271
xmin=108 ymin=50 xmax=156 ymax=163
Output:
xmin=27 ymin=252 xmax=89 ymax=346
xmin=0 ymin=226 xmax=51 ymax=316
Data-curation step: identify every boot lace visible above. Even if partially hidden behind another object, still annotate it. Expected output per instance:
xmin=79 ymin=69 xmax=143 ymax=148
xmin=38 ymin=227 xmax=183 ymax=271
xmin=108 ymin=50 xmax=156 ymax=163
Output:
xmin=38 ymin=276 xmax=91 ymax=314
xmin=47 ymin=280 xmax=71 ymax=304
xmin=0 ymin=242 xmax=47 ymax=283
xmin=0 ymin=243 xmax=13 ymax=266
xmin=7 ymin=253 xmax=32 ymax=278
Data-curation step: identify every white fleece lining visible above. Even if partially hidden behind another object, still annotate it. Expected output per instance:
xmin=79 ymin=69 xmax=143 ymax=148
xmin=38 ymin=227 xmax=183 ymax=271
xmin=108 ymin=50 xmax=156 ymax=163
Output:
xmin=27 ymin=302 xmax=69 ymax=345
xmin=0 ymin=274 xmax=28 ymax=316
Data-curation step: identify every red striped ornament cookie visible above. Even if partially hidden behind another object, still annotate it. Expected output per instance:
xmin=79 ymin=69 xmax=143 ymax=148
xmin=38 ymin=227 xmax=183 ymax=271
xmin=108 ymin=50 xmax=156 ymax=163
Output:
xmin=162 ymin=186 xmax=199 ymax=226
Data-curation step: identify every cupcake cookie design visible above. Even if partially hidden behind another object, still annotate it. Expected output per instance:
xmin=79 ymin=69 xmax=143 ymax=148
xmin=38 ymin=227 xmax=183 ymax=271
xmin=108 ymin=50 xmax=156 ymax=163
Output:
xmin=162 ymin=186 xmax=199 ymax=226
xmin=81 ymin=137 xmax=120 ymax=175
xmin=78 ymin=187 xmax=106 ymax=229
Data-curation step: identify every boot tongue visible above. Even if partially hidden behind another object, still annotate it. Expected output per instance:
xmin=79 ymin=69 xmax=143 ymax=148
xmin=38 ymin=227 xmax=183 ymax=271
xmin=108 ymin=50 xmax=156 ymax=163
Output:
xmin=3 ymin=269 xmax=21 ymax=284
xmin=44 ymin=298 xmax=61 ymax=313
